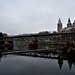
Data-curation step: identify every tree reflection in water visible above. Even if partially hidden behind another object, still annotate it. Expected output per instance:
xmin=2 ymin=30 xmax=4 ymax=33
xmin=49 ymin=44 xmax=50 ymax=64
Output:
xmin=0 ymin=52 xmax=75 ymax=70
xmin=0 ymin=44 xmax=75 ymax=70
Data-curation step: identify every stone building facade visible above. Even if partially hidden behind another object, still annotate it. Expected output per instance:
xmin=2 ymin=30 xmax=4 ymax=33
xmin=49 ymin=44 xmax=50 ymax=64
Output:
xmin=57 ymin=18 xmax=75 ymax=33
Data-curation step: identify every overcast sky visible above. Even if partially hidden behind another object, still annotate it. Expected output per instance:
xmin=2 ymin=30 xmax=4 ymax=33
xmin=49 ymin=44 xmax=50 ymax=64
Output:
xmin=0 ymin=0 xmax=75 ymax=35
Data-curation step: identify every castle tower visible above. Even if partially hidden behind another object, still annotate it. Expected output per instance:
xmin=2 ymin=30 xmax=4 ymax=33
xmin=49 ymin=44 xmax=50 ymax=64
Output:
xmin=73 ymin=20 xmax=75 ymax=28
xmin=67 ymin=18 xmax=72 ymax=27
xmin=68 ymin=60 xmax=72 ymax=70
xmin=58 ymin=58 xmax=63 ymax=70
xmin=57 ymin=18 xmax=62 ymax=32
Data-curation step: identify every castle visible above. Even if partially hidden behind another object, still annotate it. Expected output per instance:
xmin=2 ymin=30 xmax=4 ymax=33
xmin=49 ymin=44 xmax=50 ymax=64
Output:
xmin=57 ymin=18 xmax=75 ymax=33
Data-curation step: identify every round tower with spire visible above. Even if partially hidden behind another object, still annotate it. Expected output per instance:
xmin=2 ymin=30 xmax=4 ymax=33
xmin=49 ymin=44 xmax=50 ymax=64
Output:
xmin=57 ymin=18 xmax=62 ymax=32
xmin=67 ymin=18 xmax=72 ymax=27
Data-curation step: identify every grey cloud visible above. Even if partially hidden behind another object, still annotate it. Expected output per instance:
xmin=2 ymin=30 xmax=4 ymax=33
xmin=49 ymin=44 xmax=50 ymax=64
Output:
xmin=0 ymin=0 xmax=75 ymax=35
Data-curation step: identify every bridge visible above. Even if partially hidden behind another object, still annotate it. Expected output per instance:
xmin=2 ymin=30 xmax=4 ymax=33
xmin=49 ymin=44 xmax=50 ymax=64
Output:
xmin=0 ymin=33 xmax=75 ymax=46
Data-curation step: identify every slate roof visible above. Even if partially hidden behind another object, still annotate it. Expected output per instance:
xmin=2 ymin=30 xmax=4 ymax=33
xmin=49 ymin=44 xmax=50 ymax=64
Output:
xmin=60 ymin=26 xmax=73 ymax=32
xmin=65 ymin=26 xmax=73 ymax=31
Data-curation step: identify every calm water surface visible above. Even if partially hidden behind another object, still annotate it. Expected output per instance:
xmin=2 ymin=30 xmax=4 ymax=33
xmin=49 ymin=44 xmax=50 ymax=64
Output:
xmin=0 ymin=54 xmax=75 ymax=75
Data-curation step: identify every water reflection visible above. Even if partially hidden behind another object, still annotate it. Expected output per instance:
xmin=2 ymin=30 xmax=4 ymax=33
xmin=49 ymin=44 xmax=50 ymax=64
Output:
xmin=0 ymin=54 xmax=75 ymax=75
xmin=0 ymin=51 xmax=75 ymax=71
xmin=0 ymin=41 xmax=64 ymax=51
xmin=0 ymin=54 xmax=2 ymax=63
xmin=19 ymin=52 xmax=75 ymax=70
xmin=0 ymin=41 xmax=13 ymax=51
xmin=58 ymin=55 xmax=75 ymax=70
xmin=0 ymin=42 xmax=75 ymax=75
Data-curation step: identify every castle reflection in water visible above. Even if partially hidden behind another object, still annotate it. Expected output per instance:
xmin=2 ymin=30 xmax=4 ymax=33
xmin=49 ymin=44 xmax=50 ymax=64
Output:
xmin=0 ymin=44 xmax=75 ymax=70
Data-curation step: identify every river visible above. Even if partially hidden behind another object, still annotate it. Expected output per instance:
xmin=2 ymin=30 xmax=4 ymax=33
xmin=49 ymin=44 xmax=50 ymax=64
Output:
xmin=0 ymin=44 xmax=75 ymax=75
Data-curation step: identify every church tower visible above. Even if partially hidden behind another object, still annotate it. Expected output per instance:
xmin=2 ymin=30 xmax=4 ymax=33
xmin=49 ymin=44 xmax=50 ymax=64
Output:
xmin=73 ymin=20 xmax=75 ymax=28
xmin=57 ymin=18 xmax=62 ymax=32
xmin=67 ymin=18 xmax=72 ymax=27
xmin=58 ymin=58 xmax=63 ymax=70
